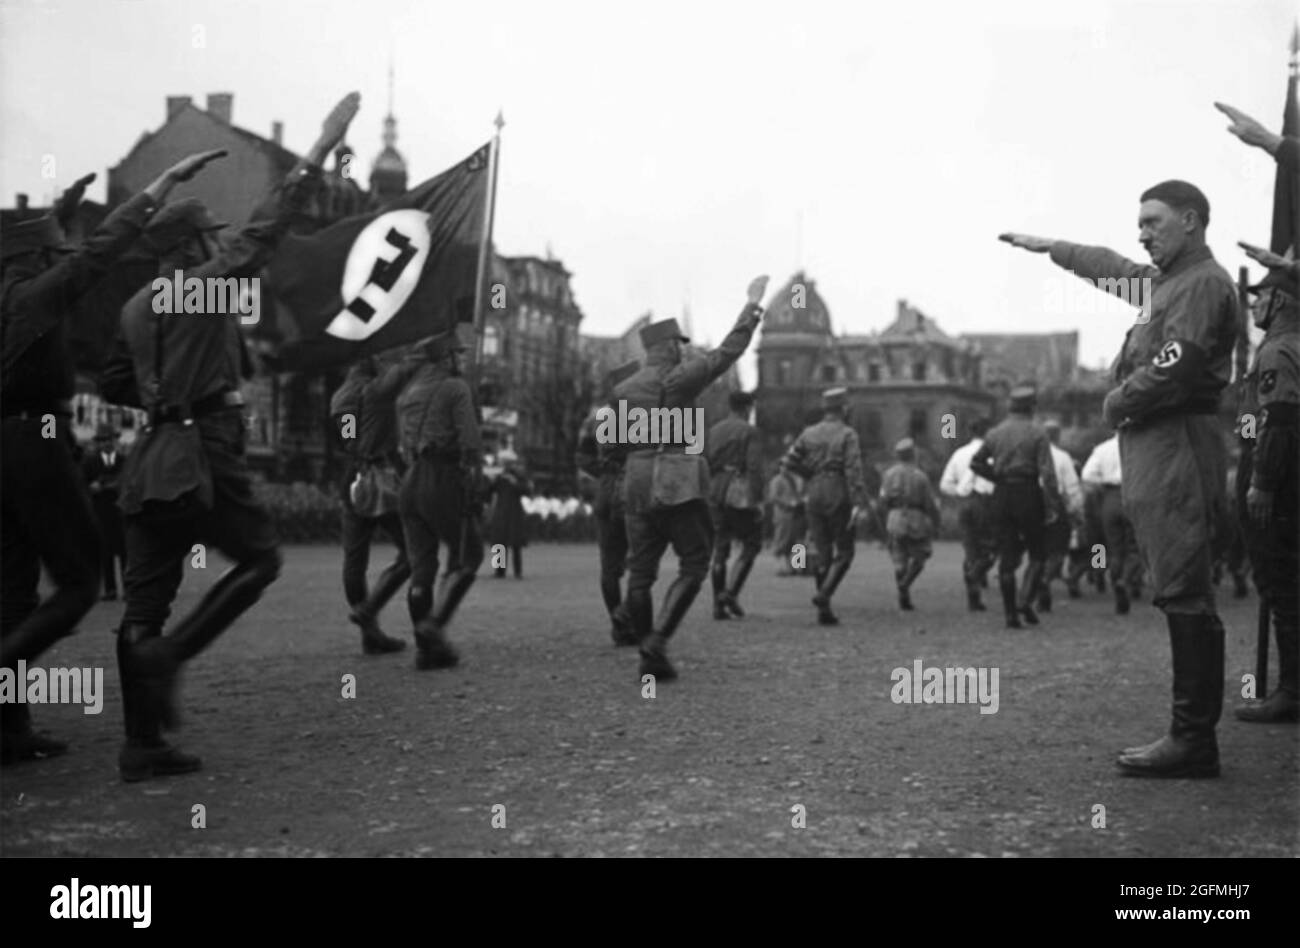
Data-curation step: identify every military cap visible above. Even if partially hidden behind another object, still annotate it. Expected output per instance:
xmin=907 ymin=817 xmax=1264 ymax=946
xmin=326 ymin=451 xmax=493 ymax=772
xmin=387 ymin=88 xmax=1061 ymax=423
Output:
xmin=1140 ymin=180 xmax=1210 ymax=227
xmin=421 ymin=330 xmax=469 ymax=361
xmin=143 ymin=198 xmax=228 ymax=252
xmin=605 ymin=359 xmax=641 ymax=389
xmin=894 ymin=437 xmax=915 ymax=454
xmin=1249 ymin=265 xmax=1299 ymax=300
xmin=728 ymin=390 xmax=756 ymax=411
xmin=1009 ymin=385 xmax=1037 ymax=410
xmin=639 ymin=318 xmax=689 ymax=349
xmin=822 ymin=386 xmax=848 ymax=409
xmin=2 ymin=215 xmax=72 ymax=260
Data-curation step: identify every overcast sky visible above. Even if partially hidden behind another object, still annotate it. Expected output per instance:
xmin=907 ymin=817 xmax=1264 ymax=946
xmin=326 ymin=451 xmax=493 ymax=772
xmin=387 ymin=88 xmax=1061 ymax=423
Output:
xmin=1 ymin=0 xmax=1294 ymax=384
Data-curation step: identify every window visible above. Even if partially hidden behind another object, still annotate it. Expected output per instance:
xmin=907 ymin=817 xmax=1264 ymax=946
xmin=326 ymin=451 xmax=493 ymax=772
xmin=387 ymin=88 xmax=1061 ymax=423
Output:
xmin=909 ymin=409 xmax=927 ymax=439
xmin=820 ymin=364 xmax=837 ymax=382
xmin=868 ymin=363 xmax=881 ymax=383
xmin=778 ymin=360 xmax=792 ymax=387
xmin=483 ymin=325 xmax=500 ymax=357
xmin=863 ymin=410 xmax=883 ymax=448
xmin=912 ymin=361 xmax=927 ymax=381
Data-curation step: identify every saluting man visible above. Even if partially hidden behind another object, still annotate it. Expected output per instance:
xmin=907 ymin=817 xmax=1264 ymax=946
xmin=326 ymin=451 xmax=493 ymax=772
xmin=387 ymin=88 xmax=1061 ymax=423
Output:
xmin=1002 ymin=177 xmax=1239 ymax=778
xmin=1234 ymin=266 xmax=1299 ymax=723
xmin=706 ymin=390 xmax=764 ymax=620
xmin=783 ymin=387 xmax=869 ymax=626
xmin=576 ymin=360 xmax=641 ymax=645
xmin=109 ymin=93 xmax=361 ymax=782
xmin=879 ymin=437 xmax=939 ymax=611
xmin=615 ymin=275 xmax=768 ymax=681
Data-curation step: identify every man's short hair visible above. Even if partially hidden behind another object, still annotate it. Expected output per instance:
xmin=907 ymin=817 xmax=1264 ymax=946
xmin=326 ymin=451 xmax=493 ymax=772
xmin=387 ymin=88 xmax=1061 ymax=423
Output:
xmin=1140 ymin=180 xmax=1210 ymax=228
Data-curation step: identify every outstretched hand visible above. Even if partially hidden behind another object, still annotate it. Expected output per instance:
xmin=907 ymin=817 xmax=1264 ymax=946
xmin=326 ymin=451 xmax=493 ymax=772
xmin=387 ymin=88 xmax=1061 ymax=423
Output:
xmin=319 ymin=92 xmax=362 ymax=152
xmin=998 ymin=233 xmax=1054 ymax=253
xmin=166 ymin=150 xmax=228 ymax=182
xmin=746 ymin=274 xmax=770 ymax=306
xmin=54 ymin=172 xmax=96 ymax=223
xmin=1214 ymin=102 xmax=1283 ymax=154
xmin=1238 ymin=240 xmax=1292 ymax=271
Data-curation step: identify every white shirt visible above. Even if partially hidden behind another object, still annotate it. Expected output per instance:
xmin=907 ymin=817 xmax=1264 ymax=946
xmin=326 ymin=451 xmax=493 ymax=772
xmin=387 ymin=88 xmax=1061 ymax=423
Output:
xmin=1049 ymin=444 xmax=1084 ymax=517
xmin=939 ymin=438 xmax=994 ymax=498
xmin=1081 ymin=436 xmax=1122 ymax=487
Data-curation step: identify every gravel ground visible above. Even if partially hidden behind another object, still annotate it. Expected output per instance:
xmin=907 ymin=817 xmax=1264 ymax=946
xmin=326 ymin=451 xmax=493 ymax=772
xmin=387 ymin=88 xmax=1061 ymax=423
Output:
xmin=2 ymin=541 xmax=1296 ymax=857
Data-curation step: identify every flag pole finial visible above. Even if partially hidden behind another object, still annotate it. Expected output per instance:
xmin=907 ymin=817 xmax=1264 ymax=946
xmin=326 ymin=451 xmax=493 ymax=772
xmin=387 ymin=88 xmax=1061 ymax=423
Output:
xmin=494 ymin=109 xmax=505 ymax=133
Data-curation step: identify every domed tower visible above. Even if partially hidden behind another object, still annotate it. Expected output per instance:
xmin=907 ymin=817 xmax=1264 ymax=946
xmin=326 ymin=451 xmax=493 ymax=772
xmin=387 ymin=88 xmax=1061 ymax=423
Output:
xmin=369 ymin=65 xmax=408 ymax=205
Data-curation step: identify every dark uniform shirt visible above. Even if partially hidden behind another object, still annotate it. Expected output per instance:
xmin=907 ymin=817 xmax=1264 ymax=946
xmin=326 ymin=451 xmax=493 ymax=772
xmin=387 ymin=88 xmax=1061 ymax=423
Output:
xmin=783 ymin=418 xmax=868 ymax=507
xmin=1048 ymin=243 xmax=1237 ymax=426
xmin=1 ymin=192 xmax=158 ymax=410
xmin=394 ymin=360 xmax=481 ymax=465
xmin=1246 ymin=317 xmax=1300 ymax=493
xmin=705 ymin=415 xmax=763 ymax=508
xmin=117 ymin=167 xmax=322 ymax=413
xmin=576 ymin=408 xmax=630 ymax=517
xmin=614 ymin=304 xmax=762 ymax=514
xmin=971 ymin=416 xmax=1060 ymax=502
xmin=332 ymin=359 xmax=402 ymax=462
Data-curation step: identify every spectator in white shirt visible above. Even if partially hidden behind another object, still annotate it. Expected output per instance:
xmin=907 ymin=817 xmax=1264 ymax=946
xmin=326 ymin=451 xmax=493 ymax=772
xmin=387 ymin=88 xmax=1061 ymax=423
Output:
xmin=1081 ymin=434 xmax=1144 ymax=613
xmin=940 ymin=417 xmax=997 ymax=611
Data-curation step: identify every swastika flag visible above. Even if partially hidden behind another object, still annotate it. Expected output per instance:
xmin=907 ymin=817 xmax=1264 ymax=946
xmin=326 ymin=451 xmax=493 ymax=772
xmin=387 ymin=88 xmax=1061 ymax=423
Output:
xmin=268 ymin=142 xmax=490 ymax=370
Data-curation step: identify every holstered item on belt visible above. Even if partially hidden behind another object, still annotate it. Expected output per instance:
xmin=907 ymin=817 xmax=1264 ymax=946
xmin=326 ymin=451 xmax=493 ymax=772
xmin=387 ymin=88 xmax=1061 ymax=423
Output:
xmin=350 ymin=461 xmax=402 ymax=517
xmin=650 ymin=452 xmax=707 ymax=510
xmin=118 ymin=421 xmax=213 ymax=516
xmin=722 ymin=466 xmax=756 ymax=510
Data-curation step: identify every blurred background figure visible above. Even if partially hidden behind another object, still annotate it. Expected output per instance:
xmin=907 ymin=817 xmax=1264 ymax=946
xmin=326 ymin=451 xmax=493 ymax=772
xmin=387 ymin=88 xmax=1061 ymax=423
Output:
xmin=767 ymin=454 xmax=807 ymax=577
xmin=487 ymin=449 xmax=532 ymax=579
xmin=83 ymin=423 xmax=126 ymax=601
xmin=1037 ymin=420 xmax=1084 ymax=612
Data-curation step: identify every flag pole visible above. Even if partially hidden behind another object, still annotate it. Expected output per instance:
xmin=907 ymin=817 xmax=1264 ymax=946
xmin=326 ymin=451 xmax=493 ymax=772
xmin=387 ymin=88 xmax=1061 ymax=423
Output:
xmin=470 ymin=110 xmax=504 ymax=401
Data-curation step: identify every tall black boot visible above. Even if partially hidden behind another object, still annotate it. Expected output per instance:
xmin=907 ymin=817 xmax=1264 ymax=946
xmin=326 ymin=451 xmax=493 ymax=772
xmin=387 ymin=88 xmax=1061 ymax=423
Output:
xmin=1017 ymin=561 xmax=1043 ymax=626
xmin=1117 ymin=614 xmax=1221 ymax=778
xmin=725 ymin=552 xmax=756 ymax=617
xmin=1236 ymin=608 xmax=1299 ymax=722
xmin=813 ymin=560 xmax=851 ymax=625
xmin=349 ymin=559 xmax=409 ymax=655
xmin=639 ymin=577 xmax=702 ymax=681
xmin=711 ymin=562 xmax=730 ymax=620
xmin=413 ymin=568 xmax=475 ymax=671
xmin=965 ymin=581 xmax=986 ymax=612
xmin=1000 ymin=574 xmax=1022 ymax=629
xmin=168 ymin=550 xmax=283 ymax=663
xmin=0 ymin=698 xmax=67 ymax=765
xmin=116 ymin=624 xmax=201 ymax=782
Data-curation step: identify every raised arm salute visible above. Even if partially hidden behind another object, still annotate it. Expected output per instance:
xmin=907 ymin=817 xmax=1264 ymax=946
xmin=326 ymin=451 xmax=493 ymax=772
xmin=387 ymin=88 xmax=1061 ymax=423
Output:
xmin=1002 ymin=178 xmax=1237 ymax=779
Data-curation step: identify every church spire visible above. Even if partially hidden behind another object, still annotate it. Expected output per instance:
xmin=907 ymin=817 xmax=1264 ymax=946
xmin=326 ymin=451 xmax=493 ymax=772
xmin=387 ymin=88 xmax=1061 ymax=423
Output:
xmin=370 ymin=57 xmax=408 ymax=203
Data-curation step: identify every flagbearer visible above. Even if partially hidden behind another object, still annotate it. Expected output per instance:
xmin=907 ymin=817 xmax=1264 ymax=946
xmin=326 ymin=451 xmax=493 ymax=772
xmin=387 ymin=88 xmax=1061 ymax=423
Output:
xmin=879 ymin=438 xmax=939 ymax=611
xmin=707 ymin=390 xmax=764 ymax=620
xmin=575 ymin=360 xmax=641 ymax=645
xmin=2 ymin=152 xmax=222 ymax=766
xmin=615 ymin=275 xmax=767 ymax=681
xmin=969 ymin=385 xmax=1059 ymax=629
xmin=109 ymin=92 xmax=361 ymax=782
xmin=1002 ymin=176 xmax=1238 ymax=778
xmin=783 ymin=387 xmax=869 ymax=626
xmin=393 ymin=331 xmax=484 ymax=670
xmin=1233 ymin=263 xmax=1300 ymax=722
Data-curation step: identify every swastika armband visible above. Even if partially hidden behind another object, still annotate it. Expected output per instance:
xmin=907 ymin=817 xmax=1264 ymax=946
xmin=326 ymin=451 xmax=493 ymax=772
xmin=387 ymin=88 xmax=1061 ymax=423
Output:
xmin=1150 ymin=338 xmax=1206 ymax=383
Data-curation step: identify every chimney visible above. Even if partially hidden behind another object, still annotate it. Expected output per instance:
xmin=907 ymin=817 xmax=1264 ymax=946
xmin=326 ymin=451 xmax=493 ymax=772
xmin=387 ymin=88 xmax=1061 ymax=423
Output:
xmin=206 ymin=92 xmax=233 ymax=124
xmin=166 ymin=95 xmax=192 ymax=121
xmin=271 ymin=121 xmax=283 ymax=145
xmin=16 ymin=194 xmax=29 ymax=211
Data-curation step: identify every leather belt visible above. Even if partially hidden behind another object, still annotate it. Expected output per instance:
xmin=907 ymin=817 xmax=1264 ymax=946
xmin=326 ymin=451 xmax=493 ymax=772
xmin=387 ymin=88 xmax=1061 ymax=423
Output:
xmin=2 ymin=397 xmax=74 ymax=420
xmin=149 ymin=389 xmax=244 ymax=426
